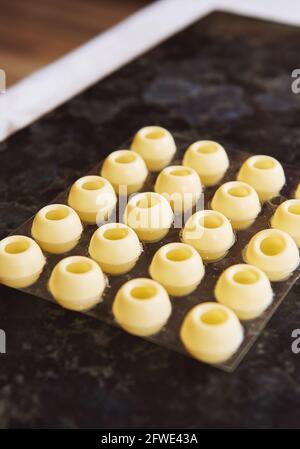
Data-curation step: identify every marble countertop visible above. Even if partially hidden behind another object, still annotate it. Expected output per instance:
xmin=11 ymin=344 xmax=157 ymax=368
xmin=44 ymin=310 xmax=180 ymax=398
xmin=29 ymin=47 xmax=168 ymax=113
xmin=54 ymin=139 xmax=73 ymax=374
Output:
xmin=0 ymin=12 xmax=300 ymax=428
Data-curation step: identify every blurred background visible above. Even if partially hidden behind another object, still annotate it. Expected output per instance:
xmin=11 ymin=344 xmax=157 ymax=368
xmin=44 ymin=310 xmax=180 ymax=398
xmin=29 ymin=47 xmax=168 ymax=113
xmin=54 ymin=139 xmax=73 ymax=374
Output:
xmin=1 ymin=0 xmax=150 ymax=87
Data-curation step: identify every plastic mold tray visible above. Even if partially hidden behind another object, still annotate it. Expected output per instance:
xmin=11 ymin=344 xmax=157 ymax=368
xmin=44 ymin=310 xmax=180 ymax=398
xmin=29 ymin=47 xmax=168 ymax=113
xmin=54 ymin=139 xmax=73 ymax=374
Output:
xmin=6 ymin=134 xmax=300 ymax=371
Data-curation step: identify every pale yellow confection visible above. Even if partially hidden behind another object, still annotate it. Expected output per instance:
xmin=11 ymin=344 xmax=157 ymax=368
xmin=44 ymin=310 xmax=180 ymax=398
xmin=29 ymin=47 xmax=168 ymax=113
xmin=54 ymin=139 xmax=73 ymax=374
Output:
xmin=101 ymin=149 xmax=148 ymax=195
xmin=180 ymin=302 xmax=243 ymax=364
xmin=211 ymin=181 xmax=261 ymax=230
xmin=215 ymin=264 xmax=273 ymax=320
xmin=68 ymin=175 xmax=116 ymax=224
xmin=89 ymin=223 xmax=142 ymax=275
xmin=154 ymin=165 xmax=202 ymax=213
xmin=149 ymin=242 xmax=204 ymax=296
xmin=237 ymin=155 xmax=286 ymax=202
xmin=271 ymin=199 xmax=300 ymax=247
xmin=31 ymin=204 xmax=83 ymax=254
xmin=295 ymin=183 xmax=300 ymax=199
xmin=131 ymin=126 xmax=176 ymax=171
xmin=244 ymin=228 xmax=300 ymax=281
xmin=182 ymin=210 xmax=234 ymax=262
xmin=49 ymin=256 xmax=105 ymax=311
xmin=0 ymin=235 xmax=45 ymax=288
xmin=112 ymin=277 xmax=172 ymax=336
xmin=123 ymin=192 xmax=173 ymax=242
xmin=183 ymin=140 xmax=229 ymax=186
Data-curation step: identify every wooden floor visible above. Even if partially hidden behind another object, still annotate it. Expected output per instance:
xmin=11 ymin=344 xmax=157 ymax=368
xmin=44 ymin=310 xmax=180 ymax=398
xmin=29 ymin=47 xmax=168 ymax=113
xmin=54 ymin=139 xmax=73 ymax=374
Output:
xmin=0 ymin=0 xmax=149 ymax=86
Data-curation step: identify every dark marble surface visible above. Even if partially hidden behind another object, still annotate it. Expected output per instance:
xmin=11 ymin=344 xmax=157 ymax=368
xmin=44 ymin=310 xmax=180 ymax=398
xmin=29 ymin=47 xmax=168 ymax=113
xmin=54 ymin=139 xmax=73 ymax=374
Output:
xmin=0 ymin=11 xmax=300 ymax=428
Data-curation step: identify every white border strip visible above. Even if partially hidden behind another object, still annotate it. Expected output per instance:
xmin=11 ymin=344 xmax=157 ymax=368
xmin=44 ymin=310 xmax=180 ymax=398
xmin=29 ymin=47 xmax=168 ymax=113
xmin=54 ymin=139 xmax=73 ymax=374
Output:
xmin=1 ymin=0 xmax=300 ymax=142
xmin=0 ymin=0 xmax=214 ymax=142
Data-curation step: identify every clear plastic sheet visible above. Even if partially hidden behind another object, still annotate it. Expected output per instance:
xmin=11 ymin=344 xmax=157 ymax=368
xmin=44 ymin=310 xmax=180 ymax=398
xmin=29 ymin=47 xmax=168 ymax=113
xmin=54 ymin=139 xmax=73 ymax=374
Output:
xmin=7 ymin=135 xmax=300 ymax=371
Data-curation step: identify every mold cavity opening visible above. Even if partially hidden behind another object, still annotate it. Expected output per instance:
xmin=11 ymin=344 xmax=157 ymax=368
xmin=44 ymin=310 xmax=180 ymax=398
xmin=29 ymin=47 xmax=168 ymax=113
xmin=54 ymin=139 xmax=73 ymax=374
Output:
xmin=82 ymin=179 xmax=104 ymax=191
xmin=115 ymin=153 xmax=136 ymax=164
xmin=166 ymin=247 xmax=192 ymax=262
xmin=288 ymin=204 xmax=300 ymax=215
xmin=103 ymin=228 xmax=129 ymax=240
xmin=131 ymin=285 xmax=157 ymax=299
xmin=137 ymin=194 xmax=160 ymax=208
xmin=45 ymin=208 xmax=69 ymax=220
xmin=66 ymin=261 xmax=92 ymax=274
xmin=145 ymin=129 xmax=165 ymax=140
xmin=170 ymin=168 xmax=191 ymax=177
xmin=197 ymin=142 xmax=219 ymax=154
xmin=260 ymin=236 xmax=285 ymax=256
xmin=253 ymin=157 xmax=275 ymax=170
xmin=5 ymin=239 xmax=30 ymax=254
xmin=233 ymin=269 xmax=259 ymax=284
xmin=201 ymin=308 xmax=228 ymax=325
xmin=228 ymin=185 xmax=250 ymax=198
xmin=201 ymin=214 xmax=223 ymax=229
